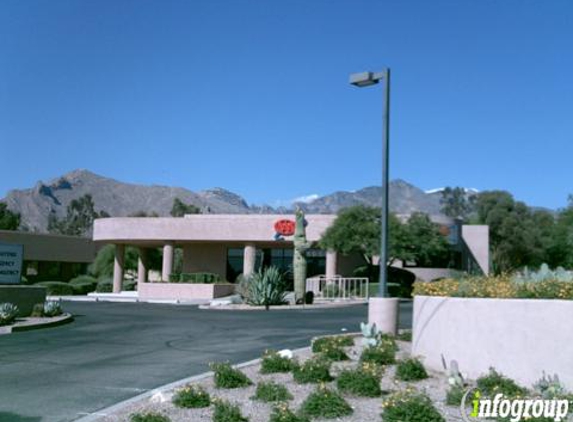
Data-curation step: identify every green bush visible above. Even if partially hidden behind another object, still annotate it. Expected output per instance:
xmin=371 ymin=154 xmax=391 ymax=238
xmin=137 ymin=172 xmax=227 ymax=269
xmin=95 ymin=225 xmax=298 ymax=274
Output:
xmin=35 ymin=281 xmax=74 ymax=296
xmin=0 ymin=303 xmax=19 ymax=326
xmin=130 ymin=412 xmax=171 ymax=422
xmin=397 ymin=331 xmax=412 ymax=342
xmin=476 ymin=368 xmax=528 ymax=397
xmin=260 ymin=350 xmax=294 ymax=374
xmin=123 ymin=279 xmax=138 ymax=291
xmin=172 ymin=384 xmax=210 ymax=408
xmin=292 ymin=357 xmax=333 ymax=384
xmin=212 ymin=399 xmax=249 ymax=422
xmin=395 ymin=358 xmax=429 ymax=381
xmin=69 ymin=275 xmax=97 ymax=294
xmin=311 ymin=335 xmax=354 ymax=353
xmin=382 ymin=391 xmax=444 ymax=422
xmin=210 ymin=362 xmax=253 ymax=389
xmin=95 ymin=278 xmax=136 ymax=293
xmin=170 ymin=272 xmax=223 ymax=283
xmin=336 ymin=365 xmax=382 ymax=397
xmin=70 ymin=275 xmax=97 ymax=286
xmin=252 ymin=381 xmax=293 ymax=402
xmin=300 ymin=385 xmax=353 ymax=419
xmin=269 ymin=404 xmax=310 ymax=422
xmin=360 ymin=341 xmax=396 ymax=366
xmin=446 ymin=385 xmax=466 ymax=406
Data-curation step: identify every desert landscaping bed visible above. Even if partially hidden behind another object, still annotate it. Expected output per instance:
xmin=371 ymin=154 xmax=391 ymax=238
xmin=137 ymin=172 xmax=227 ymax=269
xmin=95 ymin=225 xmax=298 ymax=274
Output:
xmin=91 ymin=331 xmax=475 ymax=422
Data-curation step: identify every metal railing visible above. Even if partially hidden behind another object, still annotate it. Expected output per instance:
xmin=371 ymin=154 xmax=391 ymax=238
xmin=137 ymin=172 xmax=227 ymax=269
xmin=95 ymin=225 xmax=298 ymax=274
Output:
xmin=306 ymin=276 xmax=369 ymax=301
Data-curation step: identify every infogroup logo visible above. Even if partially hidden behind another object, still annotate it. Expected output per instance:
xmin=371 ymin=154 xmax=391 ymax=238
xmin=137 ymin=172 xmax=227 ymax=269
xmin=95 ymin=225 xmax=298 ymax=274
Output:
xmin=460 ymin=389 xmax=570 ymax=422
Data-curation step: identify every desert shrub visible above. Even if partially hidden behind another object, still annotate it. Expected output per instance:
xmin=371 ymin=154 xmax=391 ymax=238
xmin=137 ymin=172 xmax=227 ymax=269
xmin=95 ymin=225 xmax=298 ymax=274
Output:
xmin=172 ymin=384 xmax=210 ymax=408
xmin=0 ymin=303 xmax=19 ymax=325
xmin=130 ymin=412 xmax=171 ymax=422
xmin=311 ymin=335 xmax=354 ymax=353
xmin=360 ymin=340 xmax=396 ymax=365
xmin=35 ymin=281 xmax=74 ymax=296
xmin=292 ymin=357 xmax=333 ymax=384
xmin=446 ymin=385 xmax=466 ymax=406
xmin=69 ymin=275 xmax=97 ymax=286
xmin=43 ymin=300 xmax=63 ymax=317
xmin=533 ymin=373 xmax=566 ymax=399
xmin=172 ymin=272 xmax=223 ymax=284
xmin=212 ymin=399 xmax=249 ymax=422
xmin=252 ymin=381 xmax=293 ymax=402
xmin=414 ymin=274 xmax=573 ymax=300
xmin=269 ymin=403 xmax=310 ymax=422
xmin=322 ymin=283 xmax=339 ymax=298
xmin=31 ymin=303 xmax=44 ymax=317
xmin=336 ymin=364 xmax=383 ymax=397
xmin=397 ymin=331 xmax=412 ymax=342
xmin=241 ymin=267 xmax=287 ymax=308
xmin=476 ymin=368 xmax=528 ymax=397
xmin=395 ymin=358 xmax=428 ymax=381
xmin=96 ymin=278 xmax=113 ymax=292
xmin=123 ymin=279 xmax=137 ymax=291
xmin=210 ymin=362 xmax=253 ymax=389
xmin=260 ymin=350 xmax=294 ymax=374
xmin=70 ymin=281 xmax=96 ymax=295
xmin=300 ymin=385 xmax=353 ymax=419
xmin=382 ymin=391 xmax=444 ymax=422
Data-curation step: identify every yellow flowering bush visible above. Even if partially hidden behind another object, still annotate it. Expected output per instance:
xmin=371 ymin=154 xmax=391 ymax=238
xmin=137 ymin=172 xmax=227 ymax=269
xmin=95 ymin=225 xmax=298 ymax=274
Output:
xmin=413 ymin=276 xmax=573 ymax=300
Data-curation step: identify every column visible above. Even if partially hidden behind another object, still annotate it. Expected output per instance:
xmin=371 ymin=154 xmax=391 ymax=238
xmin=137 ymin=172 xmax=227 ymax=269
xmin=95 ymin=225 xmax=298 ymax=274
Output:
xmin=243 ymin=243 xmax=256 ymax=277
xmin=137 ymin=247 xmax=148 ymax=284
xmin=162 ymin=242 xmax=174 ymax=281
xmin=113 ymin=244 xmax=125 ymax=293
xmin=325 ymin=250 xmax=338 ymax=279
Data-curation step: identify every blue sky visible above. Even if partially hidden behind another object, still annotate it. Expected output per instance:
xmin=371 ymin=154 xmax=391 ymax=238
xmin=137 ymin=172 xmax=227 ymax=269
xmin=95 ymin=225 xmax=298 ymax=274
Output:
xmin=1 ymin=0 xmax=572 ymax=209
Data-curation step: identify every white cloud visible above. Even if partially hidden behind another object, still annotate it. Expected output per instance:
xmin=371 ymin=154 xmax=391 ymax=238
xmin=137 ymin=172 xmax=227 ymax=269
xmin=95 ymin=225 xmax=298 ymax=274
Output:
xmin=272 ymin=193 xmax=320 ymax=207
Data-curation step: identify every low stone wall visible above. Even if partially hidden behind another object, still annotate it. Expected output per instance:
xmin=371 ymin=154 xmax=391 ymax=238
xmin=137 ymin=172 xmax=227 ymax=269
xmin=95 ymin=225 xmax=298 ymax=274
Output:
xmin=412 ymin=296 xmax=573 ymax=389
xmin=138 ymin=282 xmax=235 ymax=301
xmin=0 ymin=285 xmax=47 ymax=316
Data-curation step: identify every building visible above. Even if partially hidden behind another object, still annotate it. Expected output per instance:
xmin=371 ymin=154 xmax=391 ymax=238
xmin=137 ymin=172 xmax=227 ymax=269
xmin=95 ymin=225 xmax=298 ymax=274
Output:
xmin=0 ymin=230 xmax=96 ymax=281
xmin=93 ymin=214 xmax=489 ymax=298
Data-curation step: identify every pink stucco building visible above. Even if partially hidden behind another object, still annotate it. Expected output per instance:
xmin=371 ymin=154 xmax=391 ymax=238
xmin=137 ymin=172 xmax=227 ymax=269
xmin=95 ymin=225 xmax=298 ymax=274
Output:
xmin=93 ymin=214 xmax=489 ymax=298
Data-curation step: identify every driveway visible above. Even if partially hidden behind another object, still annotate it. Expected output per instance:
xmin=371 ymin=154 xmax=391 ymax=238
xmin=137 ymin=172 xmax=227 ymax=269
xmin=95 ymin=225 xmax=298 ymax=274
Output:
xmin=0 ymin=301 xmax=412 ymax=422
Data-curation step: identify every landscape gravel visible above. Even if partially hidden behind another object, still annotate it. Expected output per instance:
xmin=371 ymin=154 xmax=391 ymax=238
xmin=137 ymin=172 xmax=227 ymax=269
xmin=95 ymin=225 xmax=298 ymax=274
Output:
xmin=95 ymin=335 xmax=469 ymax=422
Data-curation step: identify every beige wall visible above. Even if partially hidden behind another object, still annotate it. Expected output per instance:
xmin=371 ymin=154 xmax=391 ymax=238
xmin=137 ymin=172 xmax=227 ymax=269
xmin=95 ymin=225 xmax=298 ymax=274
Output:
xmin=0 ymin=230 xmax=96 ymax=263
xmin=182 ymin=243 xmax=228 ymax=279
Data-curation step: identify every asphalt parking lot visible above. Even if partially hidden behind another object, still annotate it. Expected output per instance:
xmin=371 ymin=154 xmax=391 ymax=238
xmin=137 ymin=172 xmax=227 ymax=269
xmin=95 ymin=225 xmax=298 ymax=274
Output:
xmin=0 ymin=301 xmax=412 ymax=422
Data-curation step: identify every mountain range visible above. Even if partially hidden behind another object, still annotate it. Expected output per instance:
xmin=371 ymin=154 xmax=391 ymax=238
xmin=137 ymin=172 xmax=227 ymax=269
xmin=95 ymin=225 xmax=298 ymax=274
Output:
xmin=2 ymin=169 xmax=454 ymax=233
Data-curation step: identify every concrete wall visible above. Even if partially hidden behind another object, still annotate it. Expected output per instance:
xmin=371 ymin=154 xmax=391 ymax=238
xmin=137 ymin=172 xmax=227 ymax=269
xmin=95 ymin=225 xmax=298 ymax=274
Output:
xmin=138 ymin=282 xmax=235 ymax=301
xmin=0 ymin=286 xmax=46 ymax=316
xmin=182 ymin=243 xmax=227 ymax=279
xmin=413 ymin=296 xmax=573 ymax=389
xmin=461 ymin=225 xmax=489 ymax=274
xmin=93 ymin=214 xmax=336 ymax=244
xmin=0 ymin=230 xmax=95 ymax=263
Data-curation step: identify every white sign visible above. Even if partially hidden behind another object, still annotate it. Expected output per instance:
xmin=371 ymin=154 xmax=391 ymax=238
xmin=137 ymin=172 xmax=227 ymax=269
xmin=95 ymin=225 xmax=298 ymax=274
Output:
xmin=0 ymin=242 xmax=24 ymax=284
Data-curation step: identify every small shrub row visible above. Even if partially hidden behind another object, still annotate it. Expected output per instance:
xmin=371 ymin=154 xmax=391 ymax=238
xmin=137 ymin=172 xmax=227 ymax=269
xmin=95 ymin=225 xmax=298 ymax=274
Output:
xmin=260 ymin=350 xmax=294 ymax=374
xmin=337 ymin=363 xmax=383 ymax=397
xmin=300 ymin=385 xmax=353 ymax=419
xmin=292 ymin=356 xmax=333 ymax=384
xmin=382 ymin=390 xmax=444 ymax=422
xmin=395 ymin=358 xmax=429 ymax=382
xmin=311 ymin=335 xmax=354 ymax=353
xmin=169 ymin=272 xmax=223 ymax=284
xmin=360 ymin=339 xmax=396 ymax=365
xmin=210 ymin=362 xmax=253 ymax=389
xmin=252 ymin=381 xmax=293 ymax=402
xmin=172 ymin=384 xmax=210 ymax=408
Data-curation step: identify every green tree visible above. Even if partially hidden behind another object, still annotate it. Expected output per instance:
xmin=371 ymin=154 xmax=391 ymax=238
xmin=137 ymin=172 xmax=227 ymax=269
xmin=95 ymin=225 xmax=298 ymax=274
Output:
xmin=405 ymin=212 xmax=450 ymax=267
xmin=440 ymin=187 xmax=476 ymax=220
xmin=90 ymin=244 xmax=162 ymax=278
xmin=0 ymin=203 xmax=20 ymax=230
xmin=171 ymin=198 xmax=201 ymax=217
xmin=47 ymin=194 xmax=107 ymax=237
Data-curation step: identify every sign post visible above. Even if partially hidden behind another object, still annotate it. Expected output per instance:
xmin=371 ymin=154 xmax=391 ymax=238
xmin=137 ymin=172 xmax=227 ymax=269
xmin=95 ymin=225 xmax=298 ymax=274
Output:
xmin=0 ymin=242 xmax=24 ymax=284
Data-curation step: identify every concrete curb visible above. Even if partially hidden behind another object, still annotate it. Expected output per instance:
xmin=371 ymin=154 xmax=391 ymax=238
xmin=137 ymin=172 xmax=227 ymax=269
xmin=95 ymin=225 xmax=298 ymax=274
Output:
xmin=0 ymin=313 xmax=73 ymax=335
xmin=199 ymin=301 xmax=368 ymax=311
xmin=73 ymin=346 xmax=310 ymax=422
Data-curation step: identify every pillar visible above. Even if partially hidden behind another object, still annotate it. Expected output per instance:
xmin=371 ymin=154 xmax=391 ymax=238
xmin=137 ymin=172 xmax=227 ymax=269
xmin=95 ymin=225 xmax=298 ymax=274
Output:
xmin=113 ymin=244 xmax=125 ymax=293
xmin=243 ymin=243 xmax=256 ymax=277
xmin=162 ymin=242 xmax=174 ymax=281
xmin=137 ymin=247 xmax=148 ymax=284
xmin=325 ymin=250 xmax=338 ymax=279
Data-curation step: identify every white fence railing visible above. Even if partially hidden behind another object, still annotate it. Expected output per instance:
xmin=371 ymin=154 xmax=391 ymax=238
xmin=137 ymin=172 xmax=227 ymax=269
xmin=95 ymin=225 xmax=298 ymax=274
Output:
xmin=305 ymin=276 xmax=370 ymax=301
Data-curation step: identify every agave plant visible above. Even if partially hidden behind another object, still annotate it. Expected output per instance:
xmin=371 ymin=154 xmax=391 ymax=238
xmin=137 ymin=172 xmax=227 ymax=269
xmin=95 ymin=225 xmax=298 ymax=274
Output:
xmin=0 ymin=303 xmax=19 ymax=326
xmin=43 ymin=300 xmax=63 ymax=317
xmin=513 ymin=264 xmax=573 ymax=284
xmin=243 ymin=266 xmax=287 ymax=310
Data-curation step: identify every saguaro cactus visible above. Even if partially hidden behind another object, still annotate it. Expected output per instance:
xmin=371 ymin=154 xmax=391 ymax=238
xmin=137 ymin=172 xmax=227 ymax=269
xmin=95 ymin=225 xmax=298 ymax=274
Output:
xmin=293 ymin=207 xmax=311 ymax=303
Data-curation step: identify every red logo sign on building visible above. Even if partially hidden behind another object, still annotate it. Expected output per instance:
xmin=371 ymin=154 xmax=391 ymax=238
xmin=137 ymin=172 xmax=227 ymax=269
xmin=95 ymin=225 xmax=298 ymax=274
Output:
xmin=274 ymin=219 xmax=296 ymax=236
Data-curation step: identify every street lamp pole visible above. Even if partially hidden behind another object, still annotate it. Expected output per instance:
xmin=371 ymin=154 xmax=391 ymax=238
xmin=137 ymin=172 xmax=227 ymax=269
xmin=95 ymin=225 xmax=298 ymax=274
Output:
xmin=350 ymin=68 xmax=391 ymax=298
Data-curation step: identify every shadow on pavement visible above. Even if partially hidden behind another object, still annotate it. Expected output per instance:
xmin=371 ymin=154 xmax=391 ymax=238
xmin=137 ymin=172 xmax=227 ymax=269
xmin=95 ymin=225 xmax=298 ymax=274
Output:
xmin=0 ymin=412 xmax=42 ymax=422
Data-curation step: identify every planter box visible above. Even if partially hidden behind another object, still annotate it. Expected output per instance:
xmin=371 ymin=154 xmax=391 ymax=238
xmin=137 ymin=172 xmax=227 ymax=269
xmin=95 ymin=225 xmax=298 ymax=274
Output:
xmin=138 ymin=282 xmax=235 ymax=301
xmin=0 ymin=285 xmax=46 ymax=316
xmin=412 ymin=295 xmax=573 ymax=390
